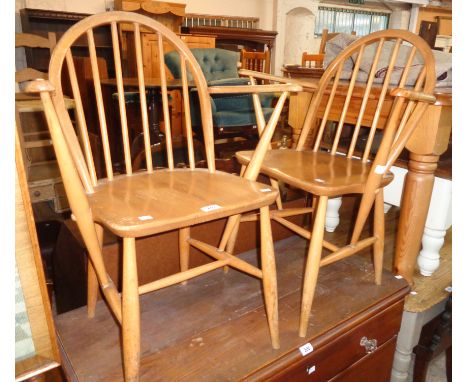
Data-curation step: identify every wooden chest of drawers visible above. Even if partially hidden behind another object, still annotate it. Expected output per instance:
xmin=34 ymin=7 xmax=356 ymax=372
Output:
xmin=56 ymin=237 xmax=409 ymax=381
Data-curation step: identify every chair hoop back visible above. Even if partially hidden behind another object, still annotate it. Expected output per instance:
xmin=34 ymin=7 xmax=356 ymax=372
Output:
xmin=297 ymin=29 xmax=436 ymax=167
xmin=47 ymin=11 xmax=216 ymax=193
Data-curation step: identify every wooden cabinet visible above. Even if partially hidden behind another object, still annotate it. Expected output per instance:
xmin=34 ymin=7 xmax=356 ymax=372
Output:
xmin=179 ymin=33 xmax=216 ymax=49
xmin=264 ymin=301 xmax=404 ymax=381
xmin=55 ymin=236 xmax=409 ymax=381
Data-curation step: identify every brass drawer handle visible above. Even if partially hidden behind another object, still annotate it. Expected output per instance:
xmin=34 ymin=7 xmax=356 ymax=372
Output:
xmin=33 ymin=190 xmax=41 ymax=197
xmin=360 ymin=336 xmax=378 ymax=353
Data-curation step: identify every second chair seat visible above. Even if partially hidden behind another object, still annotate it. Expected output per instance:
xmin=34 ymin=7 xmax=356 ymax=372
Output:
xmin=88 ymin=169 xmax=278 ymax=237
xmin=236 ymin=150 xmax=394 ymax=196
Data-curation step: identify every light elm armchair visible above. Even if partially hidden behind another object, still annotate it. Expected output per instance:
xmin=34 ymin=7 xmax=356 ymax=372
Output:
xmin=165 ymin=48 xmax=275 ymax=155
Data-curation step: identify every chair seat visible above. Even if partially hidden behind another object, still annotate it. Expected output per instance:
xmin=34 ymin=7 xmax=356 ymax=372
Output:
xmin=89 ymin=169 xmax=278 ymax=237
xmin=236 ymin=150 xmax=394 ymax=197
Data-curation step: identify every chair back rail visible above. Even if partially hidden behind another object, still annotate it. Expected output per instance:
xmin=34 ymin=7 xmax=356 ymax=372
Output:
xmin=240 ymin=49 xmax=271 ymax=74
xmin=295 ymin=29 xmax=436 ymax=242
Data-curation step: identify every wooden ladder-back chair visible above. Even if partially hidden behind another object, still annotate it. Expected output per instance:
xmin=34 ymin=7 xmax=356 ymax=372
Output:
xmin=24 ymin=11 xmax=301 ymax=381
xmin=16 ymin=32 xmax=76 ymax=112
xmin=301 ymin=52 xmax=325 ymax=68
xmin=236 ymin=29 xmax=436 ymax=337
xmin=16 ymin=32 xmax=76 ymax=212
xmin=240 ymin=48 xmax=271 ymax=74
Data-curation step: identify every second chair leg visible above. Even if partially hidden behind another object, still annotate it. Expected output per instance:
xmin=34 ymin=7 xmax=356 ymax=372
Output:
xmin=87 ymin=223 xmax=104 ymax=318
xmin=179 ymin=227 xmax=190 ymax=285
xmin=259 ymin=206 xmax=280 ymax=349
xmin=373 ymin=189 xmax=384 ymax=285
xmin=122 ymin=237 xmax=141 ymax=382
xmin=299 ymin=196 xmax=328 ymax=338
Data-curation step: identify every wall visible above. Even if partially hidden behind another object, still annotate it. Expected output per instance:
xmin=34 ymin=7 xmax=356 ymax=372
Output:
xmin=273 ymin=0 xmax=319 ymax=75
xmin=15 ymin=0 xmax=419 ymax=75
xmin=15 ymin=0 xmax=275 ymax=29
xmin=283 ymin=8 xmax=317 ymax=65
xmin=417 ymin=6 xmax=452 ymax=34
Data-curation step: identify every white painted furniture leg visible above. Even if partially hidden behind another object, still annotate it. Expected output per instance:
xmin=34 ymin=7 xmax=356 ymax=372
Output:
xmin=382 ymin=166 xmax=452 ymax=277
xmin=325 ymin=197 xmax=342 ymax=233
xmin=417 ymin=177 xmax=452 ymax=276
xmin=391 ymin=299 xmax=447 ymax=382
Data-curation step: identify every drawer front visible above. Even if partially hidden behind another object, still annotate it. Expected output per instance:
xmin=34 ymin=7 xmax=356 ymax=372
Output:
xmin=329 ymin=336 xmax=397 ymax=382
xmin=29 ymin=184 xmax=55 ymax=202
xmin=268 ymin=300 xmax=404 ymax=381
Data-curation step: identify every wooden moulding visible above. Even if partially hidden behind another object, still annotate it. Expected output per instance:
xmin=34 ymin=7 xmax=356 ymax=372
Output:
xmin=15 ymin=127 xmax=60 ymax=381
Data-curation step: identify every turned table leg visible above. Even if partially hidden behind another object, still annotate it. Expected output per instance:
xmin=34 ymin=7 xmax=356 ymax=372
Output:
xmin=417 ymin=177 xmax=452 ymax=276
xmin=325 ymin=197 xmax=342 ymax=233
xmin=393 ymin=154 xmax=439 ymax=284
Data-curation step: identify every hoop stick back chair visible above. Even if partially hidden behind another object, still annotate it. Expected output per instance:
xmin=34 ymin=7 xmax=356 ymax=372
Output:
xmin=25 ymin=11 xmax=301 ymax=381
xmin=236 ymin=30 xmax=436 ymax=337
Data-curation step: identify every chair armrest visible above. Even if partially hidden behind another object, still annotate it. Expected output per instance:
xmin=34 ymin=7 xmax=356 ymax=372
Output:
xmin=238 ymin=69 xmax=318 ymax=92
xmin=208 ymin=83 xmax=302 ymax=95
xmin=23 ymin=79 xmax=55 ymax=93
xmin=207 ymin=77 xmax=250 ymax=87
xmin=390 ymin=88 xmax=437 ymax=104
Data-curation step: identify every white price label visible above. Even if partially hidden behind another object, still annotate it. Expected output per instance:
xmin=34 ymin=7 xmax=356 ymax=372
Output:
xmin=260 ymin=188 xmax=272 ymax=192
xmin=394 ymin=275 xmax=403 ymax=279
xmin=138 ymin=215 xmax=154 ymax=221
xmin=200 ymin=204 xmax=222 ymax=212
xmin=299 ymin=342 xmax=314 ymax=356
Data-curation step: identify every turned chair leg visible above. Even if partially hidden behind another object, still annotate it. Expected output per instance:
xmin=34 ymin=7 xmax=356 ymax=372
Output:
xmin=259 ymin=206 xmax=279 ymax=349
xmin=87 ymin=223 xmax=103 ymax=318
xmin=226 ymin=218 xmax=240 ymax=254
xmin=219 ymin=214 xmax=241 ymax=273
xmin=373 ymin=189 xmax=384 ymax=286
xmin=179 ymin=227 xmax=190 ymax=285
xmin=87 ymin=259 xmax=99 ymax=318
xmin=299 ymin=196 xmax=328 ymax=338
xmin=122 ymin=238 xmax=141 ymax=382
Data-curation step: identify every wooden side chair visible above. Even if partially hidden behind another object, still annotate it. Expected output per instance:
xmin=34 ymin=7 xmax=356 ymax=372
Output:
xmin=240 ymin=48 xmax=271 ymax=74
xmin=25 ymin=11 xmax=301 ymax=381
xmin=301 ymin=52 xmax=325 ymax=68
xmin=236 ymin=30 xmax=436 ymax=337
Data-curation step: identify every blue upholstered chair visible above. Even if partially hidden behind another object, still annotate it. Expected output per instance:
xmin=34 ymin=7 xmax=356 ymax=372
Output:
xmin=165 ymin=48 xmax=275 ymax=154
